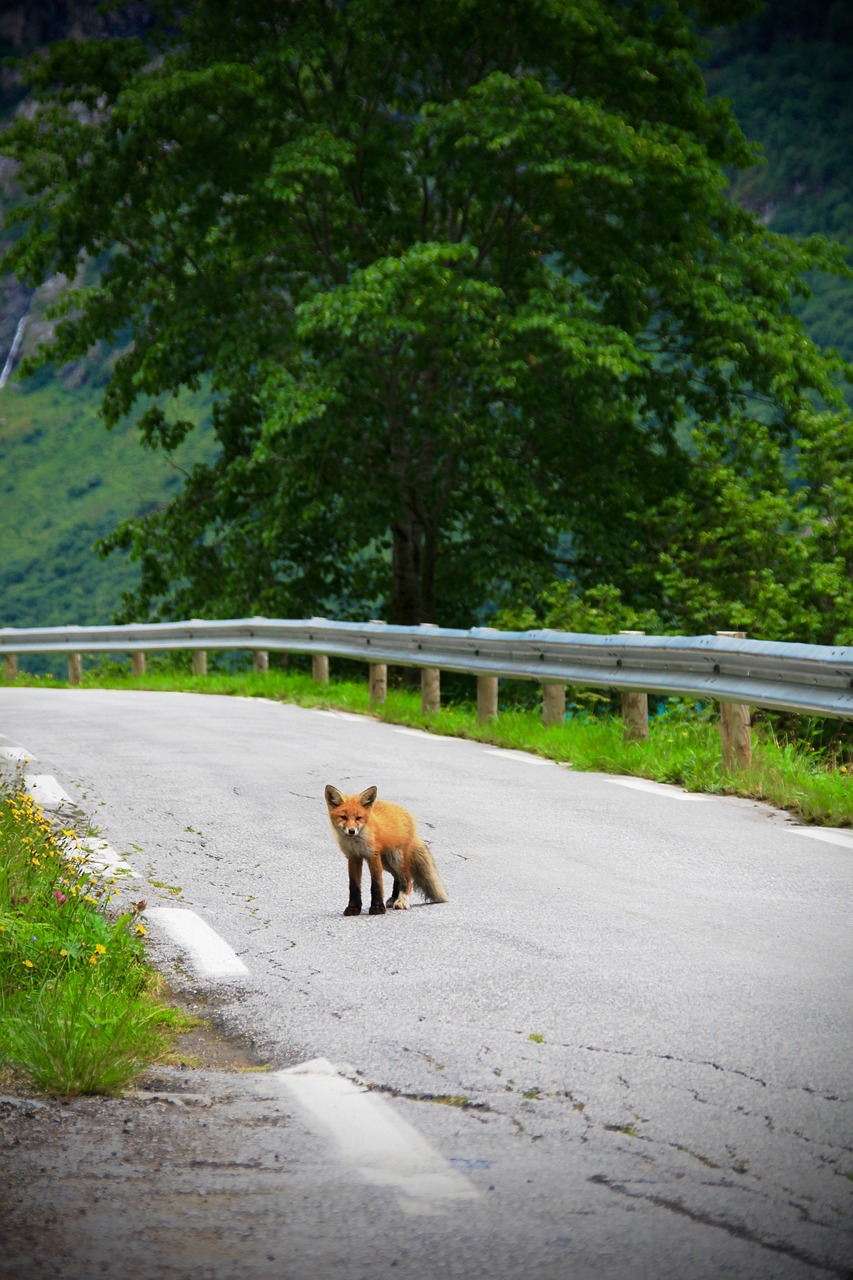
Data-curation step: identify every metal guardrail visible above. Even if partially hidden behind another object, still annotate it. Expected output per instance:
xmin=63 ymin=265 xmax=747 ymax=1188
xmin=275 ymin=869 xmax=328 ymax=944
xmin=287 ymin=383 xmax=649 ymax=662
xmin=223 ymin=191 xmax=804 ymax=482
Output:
xmin=1 ymin=618 xmax=853 ymax=718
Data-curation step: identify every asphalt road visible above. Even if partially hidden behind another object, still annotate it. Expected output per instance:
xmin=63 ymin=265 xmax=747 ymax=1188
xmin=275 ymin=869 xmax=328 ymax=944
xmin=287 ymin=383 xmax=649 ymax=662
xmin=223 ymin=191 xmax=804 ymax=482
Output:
xmin=1 ymin=686 xmax=851 ymax=1280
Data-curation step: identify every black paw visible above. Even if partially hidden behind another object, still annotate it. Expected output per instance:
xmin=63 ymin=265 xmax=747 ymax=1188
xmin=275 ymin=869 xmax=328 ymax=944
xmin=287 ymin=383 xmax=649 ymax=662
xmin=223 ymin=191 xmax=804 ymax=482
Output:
xmin=343 ymin=905 xmax=361 ymax=916
xmin=369 ymin=903 xmax=387 ymax=915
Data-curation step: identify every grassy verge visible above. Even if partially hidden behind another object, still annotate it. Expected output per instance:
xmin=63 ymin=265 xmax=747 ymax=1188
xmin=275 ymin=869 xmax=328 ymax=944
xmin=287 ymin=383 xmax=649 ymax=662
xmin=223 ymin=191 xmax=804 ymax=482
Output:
xmin=4 ymin=662 xmax=851 ymax=827
xmin=0 ymin=778 xmax=190 ymax=1095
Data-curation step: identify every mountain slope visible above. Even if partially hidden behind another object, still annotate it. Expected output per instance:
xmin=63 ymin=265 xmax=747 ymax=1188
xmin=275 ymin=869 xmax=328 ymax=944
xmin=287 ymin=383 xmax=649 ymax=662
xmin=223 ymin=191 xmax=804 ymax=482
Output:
xmin=0 ymin=374 xmax=213 ymax=631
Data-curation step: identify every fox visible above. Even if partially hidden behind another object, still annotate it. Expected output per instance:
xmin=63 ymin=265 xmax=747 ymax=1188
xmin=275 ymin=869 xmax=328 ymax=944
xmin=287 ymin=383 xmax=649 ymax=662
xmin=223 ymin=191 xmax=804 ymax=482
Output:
xmin=324 ymin=784 xmax=448 ymax=916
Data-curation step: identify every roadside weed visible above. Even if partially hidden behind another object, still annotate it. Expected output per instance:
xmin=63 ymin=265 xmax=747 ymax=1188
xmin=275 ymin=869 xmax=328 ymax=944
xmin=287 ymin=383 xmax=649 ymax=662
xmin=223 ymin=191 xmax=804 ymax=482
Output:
xmin=0 ymin=783 xmax=186 ymax=1095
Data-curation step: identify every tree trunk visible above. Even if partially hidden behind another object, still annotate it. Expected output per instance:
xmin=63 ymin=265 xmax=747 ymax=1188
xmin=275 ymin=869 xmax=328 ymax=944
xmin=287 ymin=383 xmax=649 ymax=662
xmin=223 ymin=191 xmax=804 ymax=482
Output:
xmin=391 ymin=516 xmax=424 ymax=625
xmin=387 ymin=412 xmax=449 ymax=626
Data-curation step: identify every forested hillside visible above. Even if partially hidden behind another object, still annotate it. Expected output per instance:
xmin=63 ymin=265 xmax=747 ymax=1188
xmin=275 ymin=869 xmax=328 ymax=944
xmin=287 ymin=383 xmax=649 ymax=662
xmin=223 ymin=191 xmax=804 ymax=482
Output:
xmin=0 ymin=1 xmax=212 ymax=636
xmin=0 ymin=0 xmax=851 ymax=638
xmin=705 ymin=0 xmax=853 ymax=357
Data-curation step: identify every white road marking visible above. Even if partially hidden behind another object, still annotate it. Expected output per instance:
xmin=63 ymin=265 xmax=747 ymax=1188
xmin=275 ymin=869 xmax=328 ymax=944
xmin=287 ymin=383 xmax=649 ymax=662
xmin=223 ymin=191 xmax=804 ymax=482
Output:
xmin=145 ymin=908 xmax=250 ymax=979
xmin=391 ymin=728 xmax=475 ymax=743
xmin=483 ymin=748 xmax=553 ymax=767
xmin=786 ymin=826 xmax=853 ymax=850
xmin=23 ymin=773 xmax=77 ymax=810
xmin=606 ymin=777 xmax=713 ymax=801
xmin=393 ymin=727 xmax=445 ymax=739
xmin=1 ymin=745 xmax=33 ymax=762
xmin=314 ymin=710 xmax=367 ymax=723
xmin=77 ymin=836 xmax=139 ymax=877
xmin=274 ymin=1057 xmax=478 ymax=1213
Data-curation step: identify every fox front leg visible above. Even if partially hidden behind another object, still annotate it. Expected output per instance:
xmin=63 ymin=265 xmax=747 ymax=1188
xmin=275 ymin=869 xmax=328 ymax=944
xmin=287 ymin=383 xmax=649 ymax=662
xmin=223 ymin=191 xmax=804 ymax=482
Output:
xmin=367 ymin=852 xmax=387 ymax=915
xmin=344 ymin=857 xmax=363 ymax=916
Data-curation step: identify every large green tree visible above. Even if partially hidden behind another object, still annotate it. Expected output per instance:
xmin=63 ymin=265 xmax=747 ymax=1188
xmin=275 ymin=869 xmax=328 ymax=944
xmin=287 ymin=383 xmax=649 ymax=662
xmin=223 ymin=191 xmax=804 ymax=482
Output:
xmin=3 ymin=0 xmax=851 ymax=631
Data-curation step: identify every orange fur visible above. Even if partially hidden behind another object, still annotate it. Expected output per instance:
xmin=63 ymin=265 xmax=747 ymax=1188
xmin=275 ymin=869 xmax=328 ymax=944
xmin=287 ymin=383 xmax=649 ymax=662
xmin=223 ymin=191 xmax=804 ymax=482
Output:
xmin=324 ymin=784 xmax=448 ymax=916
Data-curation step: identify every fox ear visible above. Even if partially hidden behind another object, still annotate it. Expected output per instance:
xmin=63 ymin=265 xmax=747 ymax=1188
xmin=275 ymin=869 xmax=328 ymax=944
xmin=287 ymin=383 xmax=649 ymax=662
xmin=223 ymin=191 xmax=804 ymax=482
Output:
xmin=359 ymin=785 xmax=378 ymax=808
xmin=325 ymin=785 xmax=343 ymax=808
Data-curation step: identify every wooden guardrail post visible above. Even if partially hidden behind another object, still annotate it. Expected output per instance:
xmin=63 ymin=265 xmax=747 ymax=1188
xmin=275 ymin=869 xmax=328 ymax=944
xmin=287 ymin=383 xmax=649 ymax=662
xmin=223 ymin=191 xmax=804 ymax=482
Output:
xmin=253 ymin=650 xmax=269 ymax=674
xmin=542 ymin=683 xmax=565 ymax=726
xmin=3 ymin=654 xmax=18 ymax=681
xmin=368 ymin=620 xmax=387 ymax=706
xmin=620 ymin=630 xmax=649 ymax=742
xmin=131 ymin=652 xmax=146 ymax=679
xmin=192 ymin=651 xmax=207 ymax=676
xmin=421 ymin=667 xmax=440 ymax=714
xmin=418 ymin=623 xmax=440 ymax=714
xmin=311 ymin=617 xmax=329 ymax=684
xmin=477 ymin=675 xmax=498 ymax=723
xmin=68 ymin=653 xmax=83 ymax=685
xmin=716 ymin=630 xmax=751 ymax=770
xmin=369 ymin=664 xmax=387 ymax=706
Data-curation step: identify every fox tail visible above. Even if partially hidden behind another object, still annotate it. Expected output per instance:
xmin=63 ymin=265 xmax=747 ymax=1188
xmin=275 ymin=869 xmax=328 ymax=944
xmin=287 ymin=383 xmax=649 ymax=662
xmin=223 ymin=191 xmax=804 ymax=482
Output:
xmin=412 ymin=840 xmax=448 ymax=903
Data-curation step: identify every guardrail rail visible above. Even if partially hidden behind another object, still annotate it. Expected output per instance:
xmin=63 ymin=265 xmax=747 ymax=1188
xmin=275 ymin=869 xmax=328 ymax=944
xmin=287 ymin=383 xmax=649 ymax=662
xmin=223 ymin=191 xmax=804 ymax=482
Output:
xmin=2 ymin=617 xmax=852 ymax=769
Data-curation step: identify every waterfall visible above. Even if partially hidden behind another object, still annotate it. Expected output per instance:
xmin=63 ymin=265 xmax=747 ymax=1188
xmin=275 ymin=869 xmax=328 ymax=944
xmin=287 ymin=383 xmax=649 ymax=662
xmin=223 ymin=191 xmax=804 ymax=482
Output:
xmin=0 ymin=315 xmax=27 ymax=389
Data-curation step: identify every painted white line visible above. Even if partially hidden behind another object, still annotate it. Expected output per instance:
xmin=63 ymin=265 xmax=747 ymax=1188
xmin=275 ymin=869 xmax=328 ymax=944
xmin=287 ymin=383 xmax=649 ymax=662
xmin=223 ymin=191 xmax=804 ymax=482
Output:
xmin=77 ymin=837 xmax=139 ymax=877
xmin=606 ymin=777 xmax=713 ymax=801
xmin=389 ymin=732 xmax=466 ymax=742
xmin=314 ymin=710 xmax=366 ymax=723
xmin=274 ymin=1058 xmax=478 ymax=1213
xmin=145 ymin=908 xmax=250 ymax=979
xmin=786 ymin=827 xmax=853 ymax=850
xmin=24 ymin=773 xmax=77 ymax=811
xmin=483 ymin=748 xmax=552 ymax=767
xmin=0 ymin=746 xmax=33 ymax=763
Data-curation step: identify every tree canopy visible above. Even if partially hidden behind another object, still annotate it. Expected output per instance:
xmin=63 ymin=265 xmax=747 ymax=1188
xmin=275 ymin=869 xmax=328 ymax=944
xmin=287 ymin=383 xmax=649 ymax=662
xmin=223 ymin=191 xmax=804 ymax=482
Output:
xmin=3 ymin=0 xmax=852 ymax=638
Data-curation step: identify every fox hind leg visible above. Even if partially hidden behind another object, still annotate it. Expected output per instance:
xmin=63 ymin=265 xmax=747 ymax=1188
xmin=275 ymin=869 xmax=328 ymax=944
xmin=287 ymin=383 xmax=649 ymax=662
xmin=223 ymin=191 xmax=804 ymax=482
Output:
xmin=382 ymin=848 xmax=411 ymax=909
xmin=389 ymin=875 xmax=413 ymax=909
xmin=388 ymin=866 xmax=413 ymax=910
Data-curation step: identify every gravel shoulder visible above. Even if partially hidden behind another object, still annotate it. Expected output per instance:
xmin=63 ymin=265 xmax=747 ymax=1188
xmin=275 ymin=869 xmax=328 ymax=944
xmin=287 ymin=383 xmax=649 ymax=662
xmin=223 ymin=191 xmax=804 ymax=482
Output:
xmin=1 ymin=1009 xmax=315 ymax=1280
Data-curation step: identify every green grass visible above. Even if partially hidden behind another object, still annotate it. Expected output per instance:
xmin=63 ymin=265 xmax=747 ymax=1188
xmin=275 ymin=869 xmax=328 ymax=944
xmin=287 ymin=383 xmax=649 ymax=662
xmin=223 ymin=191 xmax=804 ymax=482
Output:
xmin=5 ymin=659 xmax=852 ymax=828
xmin=0 ymin=780 xmax=190 ymax=1095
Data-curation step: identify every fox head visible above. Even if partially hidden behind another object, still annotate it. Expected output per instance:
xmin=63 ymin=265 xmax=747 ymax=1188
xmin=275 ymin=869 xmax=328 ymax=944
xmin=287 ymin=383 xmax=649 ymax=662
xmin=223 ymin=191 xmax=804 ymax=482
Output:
xmin=325 ymin=784 xmax=377 ymax=837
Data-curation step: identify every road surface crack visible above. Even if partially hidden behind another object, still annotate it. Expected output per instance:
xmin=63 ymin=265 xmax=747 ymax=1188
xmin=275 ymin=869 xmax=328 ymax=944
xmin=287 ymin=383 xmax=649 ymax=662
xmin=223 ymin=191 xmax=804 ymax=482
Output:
xmin=363 ymin=1081 xmax=492 ymax=1112
xmin=575 ymin=1044 xmax=768 ymax=1087
xmin=588 ymin=1174 xmax=853 ymax=1278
